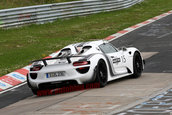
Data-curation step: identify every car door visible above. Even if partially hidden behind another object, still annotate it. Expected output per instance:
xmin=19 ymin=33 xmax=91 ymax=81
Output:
xmin=112 ymin=50 xmax=128 ymax=74
xmin=99 ymin=43 xmax=128 ymax=75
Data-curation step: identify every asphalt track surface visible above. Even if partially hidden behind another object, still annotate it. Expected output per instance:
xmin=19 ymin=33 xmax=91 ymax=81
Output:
xmin=0 ymin=13 xmax=172 ymax=114
xmin=110 ymin=13 xmax=172 ymax=115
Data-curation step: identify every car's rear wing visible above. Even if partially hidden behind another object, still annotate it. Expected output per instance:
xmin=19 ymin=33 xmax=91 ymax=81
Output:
xmin=31 ymin=55 xmax=87 ymax=66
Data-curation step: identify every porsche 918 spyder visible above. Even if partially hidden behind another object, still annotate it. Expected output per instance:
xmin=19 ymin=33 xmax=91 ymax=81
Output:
xmin=27 ymin=40 xmax=144 ymax=95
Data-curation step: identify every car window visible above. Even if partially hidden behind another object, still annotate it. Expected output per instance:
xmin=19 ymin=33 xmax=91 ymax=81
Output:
xmin=99 ymin=43 xmax=117 ymax=54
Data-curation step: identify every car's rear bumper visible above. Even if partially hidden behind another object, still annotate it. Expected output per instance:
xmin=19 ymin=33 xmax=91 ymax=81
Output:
xmin=27 ymin=65 xmax=95 ymax=89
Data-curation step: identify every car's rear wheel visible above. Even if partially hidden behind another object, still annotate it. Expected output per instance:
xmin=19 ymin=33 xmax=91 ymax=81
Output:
xmin=95 ymin=60 xmax=108 ymax=87
xmin=131 ymin=52 xmax=143 ymax=78
xmin=27 ymin=74 xmax=38 ymax=95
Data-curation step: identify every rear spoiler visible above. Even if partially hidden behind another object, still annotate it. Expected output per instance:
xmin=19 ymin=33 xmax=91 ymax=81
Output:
xmin=31 ymin=55 xmax=87 ymax=66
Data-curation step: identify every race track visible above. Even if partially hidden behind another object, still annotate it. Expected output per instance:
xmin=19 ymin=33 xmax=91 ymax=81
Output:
xmin=0 ymin=13 xmax=172 ymax=115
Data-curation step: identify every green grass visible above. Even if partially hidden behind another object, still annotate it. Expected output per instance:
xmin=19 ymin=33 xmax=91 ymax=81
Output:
xmin=0 ymin=0 xmax=172 ymax=76
xmin=0 ymin=0 xmax=77 ymax=9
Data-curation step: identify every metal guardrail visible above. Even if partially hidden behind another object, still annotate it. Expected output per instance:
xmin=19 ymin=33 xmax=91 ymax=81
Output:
xmin=0 ymin=0 xmax=143 ymax=28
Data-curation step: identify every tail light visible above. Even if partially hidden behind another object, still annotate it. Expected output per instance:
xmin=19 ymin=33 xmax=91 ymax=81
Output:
xmin=73 ymin=61 xmax=90 ymax=74
xmin=30 ymin=65 xmax=43 ymax=71
xmin=73 ymin=61 xmax=90 ymax=66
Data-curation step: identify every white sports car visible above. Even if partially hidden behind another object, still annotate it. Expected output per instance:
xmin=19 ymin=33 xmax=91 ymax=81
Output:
xmin=27 ymin=40 xmax=144 ymax=94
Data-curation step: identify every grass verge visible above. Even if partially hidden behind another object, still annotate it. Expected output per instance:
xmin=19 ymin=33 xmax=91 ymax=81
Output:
xmin=0 ymin=0 xmax=172 ymax=76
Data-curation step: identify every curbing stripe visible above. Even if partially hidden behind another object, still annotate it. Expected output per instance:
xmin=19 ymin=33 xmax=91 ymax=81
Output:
xmin=0 ymin=80 xmax=12 ymax=90
xmin=130 ymin=25 xmax=140 ymax=28
xmin=140 ymin=20 xmax=150 ymax=24
xmin=105 ymin=36 xmax=115 ymax=40
xmin=15 ymin=69 xmax=29 ymax=76
xmin=22 ymin=65 xmax=31 ymax=71
xmin=118 ymin=30 xmax=128 ymax=34
xmin=7 ymin=72 xmax=26 ymax=82
xmin=0 ymin=75 xmax=22 ymax=86
xmin=0 ymin=10 xmax=172 ymax=93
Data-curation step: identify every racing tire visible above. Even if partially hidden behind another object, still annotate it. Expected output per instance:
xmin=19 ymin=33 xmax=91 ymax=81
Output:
xmin=131 ymin=52 xmax=143 ymax=78
xmin=95 ymin=60 xmax=108 ymax=88
xmin=26 ymin=74 xmax=32 ymax=88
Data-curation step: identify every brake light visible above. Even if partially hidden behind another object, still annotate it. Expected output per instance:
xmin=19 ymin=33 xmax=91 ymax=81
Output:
xmin=33 ymin=67 xmax=41 ymax=71
xmin=73 ymin=61 xmax=90 ymax=66
xmin=30 ymin=65 xmax=43 ymax=71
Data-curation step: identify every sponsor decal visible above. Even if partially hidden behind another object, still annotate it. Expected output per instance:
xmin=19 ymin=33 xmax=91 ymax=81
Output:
xmin=113 ymin=58 xmax=121 ymax=63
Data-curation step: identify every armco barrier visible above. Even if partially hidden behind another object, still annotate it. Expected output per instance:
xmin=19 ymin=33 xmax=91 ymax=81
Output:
xmin=0 ymin=0 xmax=143 ymax=28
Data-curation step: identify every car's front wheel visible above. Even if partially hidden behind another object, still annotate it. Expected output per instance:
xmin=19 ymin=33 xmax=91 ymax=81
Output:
xmin=131 ymin=52 xmax=143 ymax=78
xmin=95 ymin=60 xmax=108 ymax=87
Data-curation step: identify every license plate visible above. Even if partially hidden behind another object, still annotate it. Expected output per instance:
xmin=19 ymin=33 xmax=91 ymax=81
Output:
xmin=46 ymin=71 xmax=65 ymax=78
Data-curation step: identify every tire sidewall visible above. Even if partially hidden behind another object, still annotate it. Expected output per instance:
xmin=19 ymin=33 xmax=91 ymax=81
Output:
xmin=95 ymin=60 xmax=108 ymax=87
xmin=132 ymin=52 xmax=143 ymax=78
